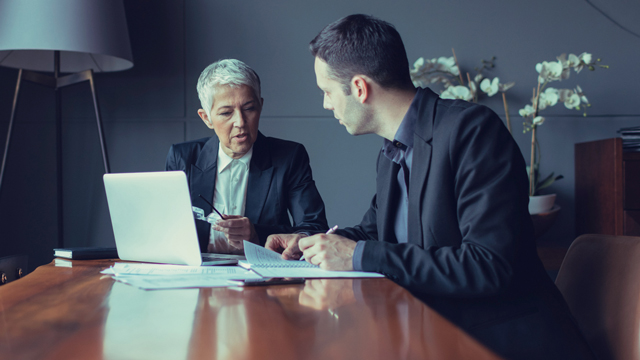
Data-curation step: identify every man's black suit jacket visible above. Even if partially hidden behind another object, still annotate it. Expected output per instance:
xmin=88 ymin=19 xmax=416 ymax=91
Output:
xmin=166 ymin=132 xmax=328 ymax=250
xmin=336 ymin=88 xmax=594 ymax=359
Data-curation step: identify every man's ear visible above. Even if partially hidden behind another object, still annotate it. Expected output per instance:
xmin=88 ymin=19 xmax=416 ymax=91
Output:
xmin=198 ymin=109 xmax=215 ymax=129
xmin=351 ymin=76 xmax=370 ymax=104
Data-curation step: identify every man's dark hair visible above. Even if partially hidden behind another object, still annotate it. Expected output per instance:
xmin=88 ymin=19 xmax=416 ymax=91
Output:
xmin=310 ymin=14 xmax=414 ymax=94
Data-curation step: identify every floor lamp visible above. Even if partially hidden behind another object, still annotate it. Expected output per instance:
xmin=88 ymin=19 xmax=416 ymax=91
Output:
xmin=0 ymin=0 xmax=134 ymax=248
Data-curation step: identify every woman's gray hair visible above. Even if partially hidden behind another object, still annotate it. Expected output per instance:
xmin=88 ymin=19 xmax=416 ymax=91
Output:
xmin=197 ymin=59 xmax=261 ymax=116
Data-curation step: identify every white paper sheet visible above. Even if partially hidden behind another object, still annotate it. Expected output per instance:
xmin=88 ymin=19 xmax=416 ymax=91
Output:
xmin=103 ymin=262 xmax=255 ymax=276
xmin=243 ymin=240 xmax=317 ymax=268
xmin=100 ymin=262 xmax=263 ymax=290
xmin=112 ymin=273 xmax=262 ymax=290
xmin=242 ymin=241 xmax=385 ymax=278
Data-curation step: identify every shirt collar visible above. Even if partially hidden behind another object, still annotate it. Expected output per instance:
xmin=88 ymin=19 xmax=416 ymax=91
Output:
xmin=384 ymin=90 xmax=421 ymax=151
xmin=217 ymin=144 xmax=253 ymax=173
xmin=396 ymin=92 xmax=421 ymax=148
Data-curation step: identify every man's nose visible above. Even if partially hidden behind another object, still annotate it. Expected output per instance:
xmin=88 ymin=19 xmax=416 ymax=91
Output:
xmin=323 ymin=94 xmax=332 ymax=110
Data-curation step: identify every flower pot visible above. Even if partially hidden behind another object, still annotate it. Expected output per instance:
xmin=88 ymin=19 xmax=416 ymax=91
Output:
xmin=529 ymin=194 xmax=556 ymax=215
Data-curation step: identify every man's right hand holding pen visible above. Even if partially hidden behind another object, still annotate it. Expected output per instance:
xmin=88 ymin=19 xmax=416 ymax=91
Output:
xmin=299 ymin=225 xmax=338 ymax=261
xmin=265 ymin=225 xmax=356 ymax=271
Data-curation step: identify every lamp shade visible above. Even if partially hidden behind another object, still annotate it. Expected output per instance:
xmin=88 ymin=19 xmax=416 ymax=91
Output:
xmin=0 ymin=0 xmax=133 ymax=73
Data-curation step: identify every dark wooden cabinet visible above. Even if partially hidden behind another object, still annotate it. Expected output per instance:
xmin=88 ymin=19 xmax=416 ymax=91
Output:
xmin=575 ymin=138 xmax=640 ymax=236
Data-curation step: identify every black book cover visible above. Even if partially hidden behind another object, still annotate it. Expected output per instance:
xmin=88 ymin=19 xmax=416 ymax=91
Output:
xmin=53 ymin=247 xmax=119 ymax=260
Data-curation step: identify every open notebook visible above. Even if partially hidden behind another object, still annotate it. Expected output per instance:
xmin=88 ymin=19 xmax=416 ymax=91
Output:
xmin=239 ymin=241 xmax=384 ymax=278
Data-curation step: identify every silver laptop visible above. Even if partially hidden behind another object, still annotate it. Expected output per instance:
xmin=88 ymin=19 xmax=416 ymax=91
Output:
xmin=103 ymin=171 xmax=242 ymax=266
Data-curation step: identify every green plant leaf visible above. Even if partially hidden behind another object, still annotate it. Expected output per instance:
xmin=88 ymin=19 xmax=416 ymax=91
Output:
xmin=536 ymin=173 xmax=564 ymax=192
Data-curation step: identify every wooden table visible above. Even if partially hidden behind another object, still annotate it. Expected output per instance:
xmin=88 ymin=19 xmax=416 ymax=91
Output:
xmin=0 ymin=259 xmax=502 ymax=360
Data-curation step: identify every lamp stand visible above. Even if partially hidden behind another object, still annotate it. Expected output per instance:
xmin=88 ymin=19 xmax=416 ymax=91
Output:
xmin=0 ymin=51 xmax=111 ymax=248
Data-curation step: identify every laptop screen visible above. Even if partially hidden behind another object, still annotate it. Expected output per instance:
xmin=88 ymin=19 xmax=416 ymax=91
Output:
xmin=103 ymin=171 xmax=203 ymax=266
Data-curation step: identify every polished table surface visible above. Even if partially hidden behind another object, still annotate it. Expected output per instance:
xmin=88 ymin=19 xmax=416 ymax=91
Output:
xmin=0 ymin=259 xmax=502 ymax=360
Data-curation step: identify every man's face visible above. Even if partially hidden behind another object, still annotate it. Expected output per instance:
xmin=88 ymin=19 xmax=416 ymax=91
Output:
xmin=199 ymin=84 xmax=262 ymax=159
xmin=314 ymin=57 xmax=371 ymax=135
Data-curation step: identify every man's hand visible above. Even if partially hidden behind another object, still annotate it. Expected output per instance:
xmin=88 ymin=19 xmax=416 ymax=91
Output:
xmin=298 ymin=234 xmax=356 ymax=271
xmin=214 ymin=215 xmax=258 ymax=250
xmin=265 ymin=233 xmax=307 ymax=260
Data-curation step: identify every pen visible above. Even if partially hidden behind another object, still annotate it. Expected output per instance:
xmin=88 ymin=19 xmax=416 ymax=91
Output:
xmin=198 ymin=194 xmax=226 ymax=220
xmin=300 ymin=225 xmax=338 ymax=261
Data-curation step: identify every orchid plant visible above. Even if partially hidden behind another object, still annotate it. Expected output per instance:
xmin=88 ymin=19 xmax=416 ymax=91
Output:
xmin=410 ymin=49 xmax=515 ymax=132
xmin=519 ymin=52 xmax=608 ymax=196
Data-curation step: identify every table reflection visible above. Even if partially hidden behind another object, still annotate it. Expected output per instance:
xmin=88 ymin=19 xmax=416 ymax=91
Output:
xmin=103 ymin=282 xmax=199 ymax=359
xmin=97 ymin=278 xmax=497 ymax=360
xmin=188 ymin=288 xmax=249 ymax=359
xmin=263 ymin=279 xmax=416 ymax=359
xmin=297 ymin=279 xmax=357 ymax=310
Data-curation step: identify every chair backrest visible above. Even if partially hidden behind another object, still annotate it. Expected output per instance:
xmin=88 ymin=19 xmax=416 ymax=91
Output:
xmin=0 ymin=255 xmax=28 ymax=285
xmin=555 ymin=234 xmax=640 ymax=360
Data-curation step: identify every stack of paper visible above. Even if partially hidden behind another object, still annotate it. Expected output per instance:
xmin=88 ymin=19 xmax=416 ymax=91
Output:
xmin=101 ymin=262 xmax=262 ymax=290
xmin=101 ymin=242 xmax=385 ymax=290
xmin=240 ymin=241 xmax=384 ymax=278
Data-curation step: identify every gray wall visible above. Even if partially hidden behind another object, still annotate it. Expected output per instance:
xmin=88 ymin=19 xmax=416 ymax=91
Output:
xmin=1 ymin=0 xmax=638 ymax=269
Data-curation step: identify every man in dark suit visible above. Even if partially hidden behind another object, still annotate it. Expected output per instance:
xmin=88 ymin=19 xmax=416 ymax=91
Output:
xmin=166 ymin=59 xmax=327 ymax=254
xmin=266 ymin=15 xmax=595 ymax=359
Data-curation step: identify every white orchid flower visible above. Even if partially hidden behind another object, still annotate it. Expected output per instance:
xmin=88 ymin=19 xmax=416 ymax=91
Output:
xmin=579 ymin=52 xmax=593 ymax=64
xmin=554 ymin=55 xmax=572 ymax=80
xmin=474 ymin=73 xmax=484 ymax=83
xmin=580 ymin=94 xmax=589 ymax=104
xmin=412 ymin=56 xmax=459 ymax=79
xmin=558 ymin=89 xmax=574 ymax=102
xmin=441 ymin=85 xmax=472 ymax=101
xmin=557 ymin=53 xmax=571 ymax=70
xmin=568 ymin=53 xmax=580 ymax=67
xmin=574 ymin=85 xmax=589 ymax=104
xmin=480 ymin=77 xmax=499 ymax=96
xmin=533 ymin=116 xmax=545 ymax=125
xmin=468 ymin=81 xmax=477 ymax=96
xmin=564 ymin=93 xmax=581 ymax=109
xmin=410 ymin=57 xmax=431 ymax=82
xmin=436 ymin=56 xmax=459 ymax=76
xmin=542 ymin=87 xmax=559 ymax=107
xmin=431 ymin=75 xmax=454 ymax=87
xmin=519 ymin=104 xmax=536 ymax=117
xmin=536 ymin=61 xmax=564 ymax=82
xmin=536 ymin=99 xmax=548 ymax=112
xmin=573 ymin=53 xmax=594 ymax=73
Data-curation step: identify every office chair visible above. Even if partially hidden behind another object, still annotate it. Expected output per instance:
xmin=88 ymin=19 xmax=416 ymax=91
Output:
xmin=0 ymin=255 xmax=28 ymax=285
xmin=555 ymin=234 xmax=640 ymax=360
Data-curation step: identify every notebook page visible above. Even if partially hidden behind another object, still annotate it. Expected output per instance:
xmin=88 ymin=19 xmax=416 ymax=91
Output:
xmin=249 ymin=267 xmax=385 ymax=278
xmin=242 ymin=241 xmax=385 ymax=279
xmin=243 ymin=241 xmax=317 ymax=268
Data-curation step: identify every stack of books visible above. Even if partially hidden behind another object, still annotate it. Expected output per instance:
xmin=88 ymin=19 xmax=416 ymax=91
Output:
xmin=53 ymin=247 xmax=118 ymax=260
xmin=618 ymin=125 xmax=640 ymax=152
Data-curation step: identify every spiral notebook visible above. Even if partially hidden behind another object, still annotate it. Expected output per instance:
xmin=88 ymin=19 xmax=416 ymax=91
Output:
xmin=239 ymin=241 xmax=384 ymax=278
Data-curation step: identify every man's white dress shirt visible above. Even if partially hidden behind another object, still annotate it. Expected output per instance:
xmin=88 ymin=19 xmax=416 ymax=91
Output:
xmin=208 ymin=144 xmax=252 ymax=253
